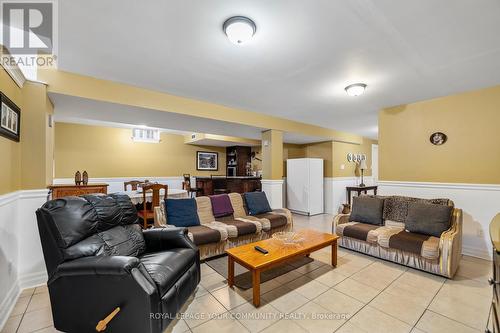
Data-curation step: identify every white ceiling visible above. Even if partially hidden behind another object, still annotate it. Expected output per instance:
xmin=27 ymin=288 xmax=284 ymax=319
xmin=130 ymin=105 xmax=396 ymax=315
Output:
xmin=50 ymin=93 xmax=328 ymax=144
xmin=56 ymin=0 xmax=500 ymax=139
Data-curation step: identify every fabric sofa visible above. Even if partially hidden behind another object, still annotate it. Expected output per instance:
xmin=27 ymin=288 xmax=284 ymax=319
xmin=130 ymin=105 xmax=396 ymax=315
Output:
xmin=155 ymin=192 xmax=293 ymax=260
xmin=333 ymin=195 xmax=462 ymax=278
xmin=36 ymin=193 xmax=200 ymax=333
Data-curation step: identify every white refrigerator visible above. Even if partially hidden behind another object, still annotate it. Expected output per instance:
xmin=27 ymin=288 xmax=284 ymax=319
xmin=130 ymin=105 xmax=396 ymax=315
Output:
xmin=286 ymin=158 xmax=324 ymax=215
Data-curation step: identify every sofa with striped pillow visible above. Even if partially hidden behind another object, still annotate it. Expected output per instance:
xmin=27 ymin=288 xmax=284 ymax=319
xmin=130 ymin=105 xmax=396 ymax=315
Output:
xmin=333 ymin=195 xmax=463 ymax=278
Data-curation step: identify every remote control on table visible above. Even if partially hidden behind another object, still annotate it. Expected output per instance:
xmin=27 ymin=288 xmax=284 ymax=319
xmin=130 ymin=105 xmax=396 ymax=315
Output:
xmin=254 ymin=246 xmax=269 ymax=254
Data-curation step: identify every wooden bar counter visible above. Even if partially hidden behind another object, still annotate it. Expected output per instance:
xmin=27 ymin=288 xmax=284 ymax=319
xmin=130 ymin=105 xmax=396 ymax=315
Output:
xmin=195 ymin=177 xmax=261 ymax=196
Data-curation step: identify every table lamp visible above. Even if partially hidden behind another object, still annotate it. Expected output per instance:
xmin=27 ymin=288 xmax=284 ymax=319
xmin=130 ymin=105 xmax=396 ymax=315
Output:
xmin=359 ymin=160 xmax=368 ymax=187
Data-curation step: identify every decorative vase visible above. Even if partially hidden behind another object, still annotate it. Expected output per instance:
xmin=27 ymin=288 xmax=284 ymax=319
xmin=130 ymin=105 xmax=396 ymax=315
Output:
xmin=82 ymin=171 xmax=89 ymax=185
xmin=75 ymin=171 xmax=81 ymax=185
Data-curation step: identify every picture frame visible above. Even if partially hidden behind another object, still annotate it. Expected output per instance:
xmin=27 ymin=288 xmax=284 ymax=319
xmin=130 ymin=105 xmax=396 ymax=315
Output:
xmin=196 ymin=151 xmax=218 ymax=171
xmin=0 ymin=92 xmax=21 ymax=142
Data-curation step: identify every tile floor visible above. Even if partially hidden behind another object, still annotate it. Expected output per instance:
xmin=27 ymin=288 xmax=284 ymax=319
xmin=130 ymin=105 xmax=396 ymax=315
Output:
xmin=1 ymin=214 xmax=493 ymax=333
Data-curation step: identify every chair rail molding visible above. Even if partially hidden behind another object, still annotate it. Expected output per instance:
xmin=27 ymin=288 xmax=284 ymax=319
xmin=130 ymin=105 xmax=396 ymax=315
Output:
xmin=378 ymin=180 xmax=498 ymax=260
xmin=261 ymin=179 xmax=284 ymax=210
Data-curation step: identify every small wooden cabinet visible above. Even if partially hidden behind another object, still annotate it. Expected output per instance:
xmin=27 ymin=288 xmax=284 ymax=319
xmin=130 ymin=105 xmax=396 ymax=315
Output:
xmin=48 ymin=183 xmax=109 ymax=199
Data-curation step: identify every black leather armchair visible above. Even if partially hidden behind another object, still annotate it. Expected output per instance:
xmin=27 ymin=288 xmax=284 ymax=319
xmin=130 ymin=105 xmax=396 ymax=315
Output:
xmin=36 ymin=194 xmax=200 ymax=333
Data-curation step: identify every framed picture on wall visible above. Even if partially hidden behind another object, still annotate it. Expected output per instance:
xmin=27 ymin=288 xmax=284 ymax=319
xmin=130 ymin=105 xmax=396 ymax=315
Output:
xmin=0 ymin=92 xmax=21 ymax=142
xmin=197 ymin=151 xmax=218 ymax=171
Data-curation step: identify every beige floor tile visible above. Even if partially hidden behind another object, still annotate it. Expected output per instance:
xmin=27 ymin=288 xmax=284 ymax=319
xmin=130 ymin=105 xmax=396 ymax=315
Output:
xmin=19 ymin=288 xmax=35 ymax=298
xmin=230 ymin=302 xmax=281 ymax=333
xmin=272 ymin=269 xmax=303 ymax=285
xmin=285 ymin=275 xmax=329 ymax=300
xmin=350 ymin=266 xmax=399 ymax=291
xmin=17 ymin=307 xmax=53 ymax=333
xmin=293 ymin=260 xmax=325 ymax=275
xmin=442 ymin=275 xmax=491 ymax=297
xmin=348 ymin=305 xmax=412 ymax=333
xmin=1 ymin=315 xmax=22 ymax=333
xmin=335 ymin=321 xmax=367 ymax=333
xmin=309 ymin=250 xmax=333 ymax=264
xmin=313 ymin=288 xmax=363 ymax=319
xmin=305 ymin=265 xmax=347 ymax=287
xmin=260 ymin=319 xmax=307 ymax=333
xmin=191 ymin=315 xmax=246 ymax=333
xmin=182 ymin=294 xmax=227 ymax=329
xmin=369 ymin=290 xmax=426 ymax=326
xmin=398 ymin=268 xmax=445 ymax=291
xmin=201 ymin=263 xmax=217 ymax=276
xmin=34 ymin=285 xmax=49 ymax=295
xmin=410 ymin=328 xmax=426 ymax=333
xmin=456 ymin=256 xmax=492 ymax=282
xmin=211 ymin=286 xmax=249 ymax=310
xmin=291 ymin=301 xmax=344 ymax=333
xmin=415 ymin=310 xmax=480 ymax=333
xmin=200 ymin=272 xmax=227 ymax=292
xmin=384 ymin=280 xmax=438 ymax=307
xmin=163 ymin=318 xmax=190 ymax=333
xmin=10 ymin=296 xmax=30 ymax=317
xmin=332 ymin=257 xmax=370 ymax=277
xmin=260 ymin=278 xmax=282 ymax=294
xmin=29 ymin=327 xmax=63 ymax=333
xmin=261 ymin=286 xmax=309 ymax=313
xmin=193 ymin=284 xmax=209 ymax=298
xmin=334 ymin=278 xmax=380 ymax=303
xmin=26 ymin=293 xmax=51 ymax=313
xmin=428 ymin=291 xmax=489 ymax=330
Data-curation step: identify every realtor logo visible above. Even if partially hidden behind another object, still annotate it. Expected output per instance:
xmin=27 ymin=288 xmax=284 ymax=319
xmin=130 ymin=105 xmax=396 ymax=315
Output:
xmin=1 ymin=1 xmax=54 ymax=54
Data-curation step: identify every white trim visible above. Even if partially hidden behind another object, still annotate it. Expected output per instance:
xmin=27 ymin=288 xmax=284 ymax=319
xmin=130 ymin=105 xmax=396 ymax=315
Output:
xmin=261 ymin=179 xmax=284 ymax=209
xmin=19 ymin=272 xmax=47 ymax=290
xmin=462 ymin=245 xmax=491 ymax=261
xmin=0 ymin=191 xmax=19 ymax=208
xmin=260 ymin=179 xmax=285 ymax=184
xmin=0 ymin=283 xmax=20 ymax=331
xmin=0 ymin=47 xmax=26 ymax=88
xmin=378 ymin=180 xmax=500 ymax=191
xmin=53 ymin=176 xmax=183 ymax=184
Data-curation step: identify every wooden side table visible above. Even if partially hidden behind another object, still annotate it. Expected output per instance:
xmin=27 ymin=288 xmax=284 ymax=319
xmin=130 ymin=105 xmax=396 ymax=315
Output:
xmin=346 ymin=185 xmax=378 ymax=207
xmin=48 ymin=183 xmax=109 ymax=199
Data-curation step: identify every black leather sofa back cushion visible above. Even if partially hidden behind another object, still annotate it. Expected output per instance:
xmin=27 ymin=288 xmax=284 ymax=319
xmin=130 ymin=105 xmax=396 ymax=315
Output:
xmin=39 ymin=194 xmax=146 ymax=260
xmin=405 ymin=202 xmax=453 ymax=237
xmin=349 ymin=196 xmax=385 ymax=225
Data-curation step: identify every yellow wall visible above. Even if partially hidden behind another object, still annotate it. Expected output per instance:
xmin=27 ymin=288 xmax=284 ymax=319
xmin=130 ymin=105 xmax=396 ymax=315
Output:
xmin=261 ymin=130 xmax=283 ymax=180
xmin=379 ymin=85 xmax=500 ymax=184
xmin=54 ymin=123 xmax=227 ymax=178
xmin=333 ymin=138 xmax=377 ymax=177
xmin=0 ymin=68 xmax=22 ymax=194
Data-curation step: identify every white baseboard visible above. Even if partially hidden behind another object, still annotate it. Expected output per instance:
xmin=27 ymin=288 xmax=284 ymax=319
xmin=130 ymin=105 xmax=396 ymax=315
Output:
xmin=378 ymin=180 xmax=497 ymax=260
xmin=19 ymin=271 xmax=48 ymax=290
xmin=0 ymin=283 xmax=20 ymax=331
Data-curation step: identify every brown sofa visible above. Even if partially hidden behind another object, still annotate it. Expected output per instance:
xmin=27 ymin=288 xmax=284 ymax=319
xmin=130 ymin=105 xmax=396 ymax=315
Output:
xmin=333 ymin=195 xmax=462 ymax=278
xmin=155 ymin=193 xmax=293 ymax=260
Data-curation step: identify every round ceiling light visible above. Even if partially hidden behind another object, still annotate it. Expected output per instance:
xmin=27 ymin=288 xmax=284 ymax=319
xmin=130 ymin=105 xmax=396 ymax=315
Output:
xmin=223 ymin=16 xmax=256 ymax=44
xmin=345 ymin=83 xmax=367 ymax=97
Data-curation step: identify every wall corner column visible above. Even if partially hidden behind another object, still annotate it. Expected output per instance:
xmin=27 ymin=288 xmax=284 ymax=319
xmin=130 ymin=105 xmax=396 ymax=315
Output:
xmin=261 ymin=130 xmax=283 ymax=209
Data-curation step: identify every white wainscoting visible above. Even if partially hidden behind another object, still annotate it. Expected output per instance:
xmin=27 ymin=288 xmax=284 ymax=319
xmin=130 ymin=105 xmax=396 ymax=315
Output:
xmin=378 ymin=181 xmax=497 ymax=260
xmin=324 ymin=177 xmax=375 ymax=214
xmin=53 ymin=176 xmax=185 ymax=194
xmin=261 ymin=179 xmax=284 ymax=209
xmin=0 ymin=189 xmax=48 ymax=331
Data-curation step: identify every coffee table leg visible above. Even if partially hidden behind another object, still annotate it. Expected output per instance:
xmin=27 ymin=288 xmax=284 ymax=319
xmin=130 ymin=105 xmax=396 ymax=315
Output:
xmin=228 ymin=256 xmax=234 ymax=288
xmin=252 ymin=269 xmax=260 ymax=307
xmin=331 ymin=241 xmax=337 ymax=267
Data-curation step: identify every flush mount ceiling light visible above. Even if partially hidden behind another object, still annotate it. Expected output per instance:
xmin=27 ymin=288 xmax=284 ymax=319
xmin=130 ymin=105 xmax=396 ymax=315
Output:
xmin=345 ymin=83 xmax=367 ymax=97
xmin=223 ymin=16 xmax=256 ymax=44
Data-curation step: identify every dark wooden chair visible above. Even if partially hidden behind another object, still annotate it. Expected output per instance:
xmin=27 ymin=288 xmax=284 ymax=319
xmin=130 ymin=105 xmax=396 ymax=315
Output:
xmin=183 ymin=174 xmax=202 ymax=198
xmin=124 ymin=180 xmax=150 ymax=191
xmin=211 ymin=175 xmax=229 ymax=195
xmin=137 ymin=183 xmax=168 ymax=229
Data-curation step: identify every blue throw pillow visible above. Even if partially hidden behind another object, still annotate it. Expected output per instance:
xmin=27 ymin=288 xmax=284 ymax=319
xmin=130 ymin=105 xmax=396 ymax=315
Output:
xmin=165 ymin=198 xmax=200 ymax=227
xmin=244 ymin=192 xmax=272 ymax=216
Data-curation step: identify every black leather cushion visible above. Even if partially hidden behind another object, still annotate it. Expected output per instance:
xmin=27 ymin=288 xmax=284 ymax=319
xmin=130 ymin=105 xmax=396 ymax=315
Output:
xmin=255 ymin=213 xmax=288 ymax=228
xmin=349 ymin=196 xmax=384 ymax=225
xmin=139 ymin=249 xmax=197 ymax=296
xmin=405 ymin=202 xmax=453 ymax=237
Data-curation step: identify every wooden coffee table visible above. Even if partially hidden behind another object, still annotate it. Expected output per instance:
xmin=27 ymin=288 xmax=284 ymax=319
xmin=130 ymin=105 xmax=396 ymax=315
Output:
xmin=225 ymin=229 xmax=339 ymax=307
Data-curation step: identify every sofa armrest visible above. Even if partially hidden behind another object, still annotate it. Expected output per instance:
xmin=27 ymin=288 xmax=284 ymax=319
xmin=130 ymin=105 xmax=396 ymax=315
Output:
xmin=272 ymin=208 xmax=293 ymax=227
xmin=53 ymin=256 xmax=140 ymax=280
xmin=439 ymin=208 xmax=463 ymax=277
xmin=143 ymin=227 xmax=197 ymax=253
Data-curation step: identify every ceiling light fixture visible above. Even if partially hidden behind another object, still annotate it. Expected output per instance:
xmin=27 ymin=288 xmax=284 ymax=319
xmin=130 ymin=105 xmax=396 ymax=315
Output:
xmin=345 ymin=83 xmax=367 ymax=97
xmin=223 ymin=16 xmax=256 ymax=44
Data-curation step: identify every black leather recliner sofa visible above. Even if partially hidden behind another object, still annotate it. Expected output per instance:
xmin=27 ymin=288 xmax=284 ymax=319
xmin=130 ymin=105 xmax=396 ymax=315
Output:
xmin=36 ymin=193 xmax=200 ymax=333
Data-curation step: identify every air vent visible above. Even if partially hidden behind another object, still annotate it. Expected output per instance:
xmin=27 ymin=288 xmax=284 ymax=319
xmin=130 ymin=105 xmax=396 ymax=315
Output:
xmin=132 ymin=128 xmax=160 ymax=143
